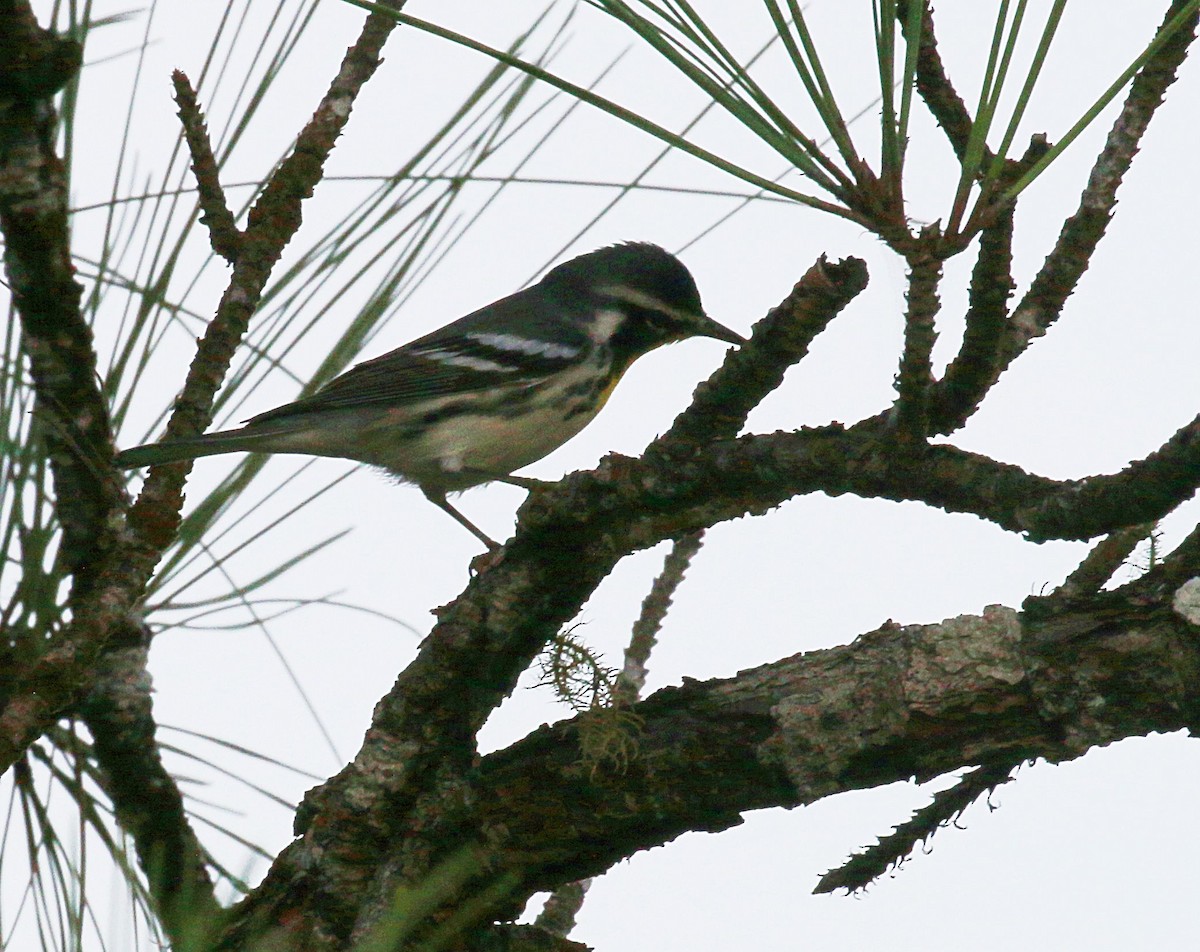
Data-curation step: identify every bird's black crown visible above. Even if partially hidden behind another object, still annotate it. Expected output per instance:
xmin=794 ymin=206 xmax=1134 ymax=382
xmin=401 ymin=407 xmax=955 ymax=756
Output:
xmin=542 ymin=242 xmax=703 ymax=317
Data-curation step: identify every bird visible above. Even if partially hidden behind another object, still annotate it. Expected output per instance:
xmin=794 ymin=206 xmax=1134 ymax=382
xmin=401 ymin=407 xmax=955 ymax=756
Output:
xmin=116 ymin=242 xmax=744 ymax=548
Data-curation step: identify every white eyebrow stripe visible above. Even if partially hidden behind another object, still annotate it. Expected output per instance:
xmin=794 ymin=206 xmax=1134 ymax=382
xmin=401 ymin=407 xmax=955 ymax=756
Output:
xmin=596 ymin=284 xmax=694 ymax=322
xmin=419 ymin=349 xmax=519 ymax=373
xmin=468 ymin=332 xmax=581 ymax=359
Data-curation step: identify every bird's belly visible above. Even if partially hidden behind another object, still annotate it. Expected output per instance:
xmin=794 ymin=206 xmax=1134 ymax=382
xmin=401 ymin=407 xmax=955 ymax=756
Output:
xmin=414 ymin=404 xmax=596 ymax=486
xmin=362 ymin=363 xmax=613 ymax=491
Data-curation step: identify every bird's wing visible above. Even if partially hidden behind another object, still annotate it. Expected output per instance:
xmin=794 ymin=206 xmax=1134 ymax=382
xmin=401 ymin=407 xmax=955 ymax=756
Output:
xmin=246 ymin=290 xmax=592 ymax=423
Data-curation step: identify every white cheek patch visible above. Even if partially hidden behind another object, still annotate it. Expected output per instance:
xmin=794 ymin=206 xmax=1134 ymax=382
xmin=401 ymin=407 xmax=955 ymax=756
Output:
xmin=587 ymin=308 xmax=625 ymax=344
xmin=469 ymin=332 xmax=581 ymax=360
xmin=419 ymin=349 xmax=519 ymax=373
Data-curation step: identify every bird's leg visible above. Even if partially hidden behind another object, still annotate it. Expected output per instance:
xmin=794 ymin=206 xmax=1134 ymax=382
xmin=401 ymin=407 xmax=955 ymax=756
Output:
xmin=422 ymin=488 xmax=499 ymax=550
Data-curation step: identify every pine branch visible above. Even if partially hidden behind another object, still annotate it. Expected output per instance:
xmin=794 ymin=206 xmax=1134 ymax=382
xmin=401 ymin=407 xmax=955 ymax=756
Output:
xmin=655 ymin=255 xmax=869 ymax=450
xmin=0 ymin=2 xmax=117 ymax=602
xmin=814 ymin=763 xmax=1018 ymax=894
xmin=891 ymin=229 xmax=942 ymax=441
xmin=81 ymin=638 xmax=223 ymax=942
xmin=994 ymin=1 xmax=1199 ymax=385
xmin=171 ymin=70 xmax=242 ymax=263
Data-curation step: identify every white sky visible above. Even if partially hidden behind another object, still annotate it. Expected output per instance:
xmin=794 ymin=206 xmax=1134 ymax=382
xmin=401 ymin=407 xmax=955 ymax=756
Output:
xmin=8 ymin=1 xmax=1200 ymax=949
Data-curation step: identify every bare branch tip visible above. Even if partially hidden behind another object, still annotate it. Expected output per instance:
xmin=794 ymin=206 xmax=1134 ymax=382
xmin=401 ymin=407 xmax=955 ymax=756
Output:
xmin=169 ymin=71 xmax=241 ymax=262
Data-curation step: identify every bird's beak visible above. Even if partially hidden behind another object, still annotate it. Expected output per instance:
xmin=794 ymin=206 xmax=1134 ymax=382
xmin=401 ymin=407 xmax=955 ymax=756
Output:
xmin=694 ymin=312 xmax=746 ymax=346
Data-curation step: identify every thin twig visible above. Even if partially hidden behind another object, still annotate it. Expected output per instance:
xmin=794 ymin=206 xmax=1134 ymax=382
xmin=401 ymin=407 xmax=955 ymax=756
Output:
xmin=897 ymin=0 xmax=993 ymax=165
xmin=127 ymin=1 xmax=408 ymax=551
xmin=615 ymin=530 xmax=706 ymax=706
xmin=654 ymin=255 xmax=869 ymax=452
xmin=533 ymin=880 xmax=591 ymax=940
xmin=994 ymin=0 xmax=1198 ymax=384
xmin=1125 ymin=520 xmax=1200 ymax=594
xmin=928 ymin=203 xmax=1015 ymax=434
xmin=538 ymin=532 xmax=709 ymax=935
xmin=1055 ymin=524 xmax=1154 ymax=599
xmin=928 ymin=135 xmax=1050 ymax=434
xmin=171 ymin=70 xmax=242 ymax=263
xmin=814 ymin=762 xmax=1018 ymax=894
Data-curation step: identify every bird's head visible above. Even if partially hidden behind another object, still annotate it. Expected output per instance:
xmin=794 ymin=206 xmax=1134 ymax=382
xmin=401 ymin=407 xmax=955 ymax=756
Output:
xmin=542 ymin=243 xmax=744 ymax=361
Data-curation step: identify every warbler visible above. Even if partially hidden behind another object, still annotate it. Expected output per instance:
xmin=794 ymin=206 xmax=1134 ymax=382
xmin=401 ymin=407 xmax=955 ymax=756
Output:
xmin=116 ymin=242 xmax=743 ymax=547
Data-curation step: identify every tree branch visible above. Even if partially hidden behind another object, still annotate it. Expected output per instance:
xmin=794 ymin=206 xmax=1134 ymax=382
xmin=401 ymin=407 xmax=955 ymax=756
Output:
xmin=470 ymin=924 xmax=591 ymax=952
xmin=462 ymin=583 xmax=1200 ymax=908
xmin=222 ymin=401 xmax=1200 ymax=945
xmin=232 ymin=581 xmax=1200 ymax=947
xmin=128 ymin=0 xmax=410 ymax=554
xmin=81 ymin=638 xmax=223 ymax=944
xmin=814 ymin=761 xmax=1018 ymax=894
xmin=928 ymin=200 xmax=1016 ymax=434
xmin=896 ymin=0 xmax=989 ymax=164
xmin=615 ymin=530 xmax=704 ymax=705
xmin=171 ymin=70 xmax=242 ymax=264
xmin=1054 ymin=524 xmax=1154 ymax=600
xmin=0 ymin=3 xmax=117 ymax=603
xmin=655 ymin=256 xmax=869 ymax=449
xmin=223 ymin=256 xmax=874 ymax=946
xmin=891 ymin=228 xmax=942 ymax=440
xmin=520 ymin=412 xmax=1200 ymax=547
xmin=0 ymin=0 xmax=411 ymax=777
xmin=994 ymin=0 xmax=1198 ymax=384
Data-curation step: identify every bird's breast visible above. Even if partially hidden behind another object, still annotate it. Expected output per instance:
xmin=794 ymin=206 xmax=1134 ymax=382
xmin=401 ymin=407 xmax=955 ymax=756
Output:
xmin=368 ymin=351 xmax=617 ymax=491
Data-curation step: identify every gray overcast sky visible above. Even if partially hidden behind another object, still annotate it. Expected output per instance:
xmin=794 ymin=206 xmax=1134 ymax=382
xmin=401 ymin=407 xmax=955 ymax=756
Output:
xmin=10 ymin=1 xmax=1200 ymax=949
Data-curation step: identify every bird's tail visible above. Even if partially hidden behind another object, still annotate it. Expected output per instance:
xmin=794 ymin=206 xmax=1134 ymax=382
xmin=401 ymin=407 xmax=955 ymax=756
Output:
xmin=115 ymin=427 xmax=279 ymax=469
